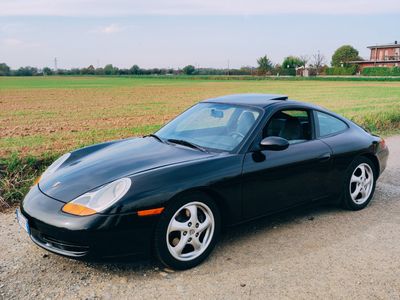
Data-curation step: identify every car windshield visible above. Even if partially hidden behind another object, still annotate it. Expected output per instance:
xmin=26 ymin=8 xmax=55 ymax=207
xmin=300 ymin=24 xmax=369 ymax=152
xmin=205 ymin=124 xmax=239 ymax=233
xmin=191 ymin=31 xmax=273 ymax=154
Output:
xmin=156 ymin=103 xmax=261 ymax=151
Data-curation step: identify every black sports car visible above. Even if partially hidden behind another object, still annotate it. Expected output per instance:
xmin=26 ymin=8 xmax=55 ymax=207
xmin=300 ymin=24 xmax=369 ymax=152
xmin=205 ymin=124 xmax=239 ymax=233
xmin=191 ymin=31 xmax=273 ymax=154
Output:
xmin=18 ymin=94 xmax=389 ymax=269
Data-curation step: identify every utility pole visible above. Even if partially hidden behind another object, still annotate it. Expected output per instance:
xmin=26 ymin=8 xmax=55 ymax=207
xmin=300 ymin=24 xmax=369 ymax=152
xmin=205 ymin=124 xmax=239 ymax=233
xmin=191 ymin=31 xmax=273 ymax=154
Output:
xmin=227 ymin=59 xmax=230 ymax=76
xmin=54 ymin=57 xmax=58 ymax=73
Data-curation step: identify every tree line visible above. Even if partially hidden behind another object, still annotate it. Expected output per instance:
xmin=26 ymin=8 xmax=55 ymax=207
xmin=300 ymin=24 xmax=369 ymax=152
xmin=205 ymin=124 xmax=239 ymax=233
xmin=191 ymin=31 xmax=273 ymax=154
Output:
xmin=257 ymin=45 xmax=361 ymax=76
xmin=0 ymin=45 xmax=362 ymax=77
xmin=0 ymin=63 xmax=258 ymax=76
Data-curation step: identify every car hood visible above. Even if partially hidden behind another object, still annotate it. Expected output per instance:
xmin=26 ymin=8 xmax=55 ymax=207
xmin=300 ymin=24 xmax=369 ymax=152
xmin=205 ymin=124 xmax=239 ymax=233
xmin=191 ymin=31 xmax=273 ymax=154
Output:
xmin=39 ymin=137 xmax=215 ymax=202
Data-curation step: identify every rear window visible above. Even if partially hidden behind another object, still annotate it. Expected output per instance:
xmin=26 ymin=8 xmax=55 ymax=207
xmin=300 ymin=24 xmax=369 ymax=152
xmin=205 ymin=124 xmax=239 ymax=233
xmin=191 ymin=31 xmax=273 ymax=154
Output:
xmin=316 ymin=111 xmax=348 ymax=137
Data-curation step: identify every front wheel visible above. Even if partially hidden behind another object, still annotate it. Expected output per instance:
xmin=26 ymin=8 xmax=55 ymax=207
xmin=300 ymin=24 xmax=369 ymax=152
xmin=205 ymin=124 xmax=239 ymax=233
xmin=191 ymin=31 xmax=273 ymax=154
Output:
xmin=154 ymin=193 xmax=220 ymax=270
xmin=342 ymin=157 xmax=377 ymax=210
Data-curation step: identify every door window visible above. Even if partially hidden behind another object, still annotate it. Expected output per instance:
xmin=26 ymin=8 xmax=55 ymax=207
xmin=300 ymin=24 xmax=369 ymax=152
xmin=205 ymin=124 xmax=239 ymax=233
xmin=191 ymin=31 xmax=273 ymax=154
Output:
xmin=263 ymin=110 xmax=312 ymax=144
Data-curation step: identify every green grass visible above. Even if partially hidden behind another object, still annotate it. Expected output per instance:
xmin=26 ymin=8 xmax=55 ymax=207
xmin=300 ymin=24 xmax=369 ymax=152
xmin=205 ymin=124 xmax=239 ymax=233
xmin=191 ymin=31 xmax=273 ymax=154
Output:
xmin=0 ymin=76 xmax=237 ymax=89
xmin=1 ymin=76 xmax=400 ymax=207
xmin=0 ymin=154 xmax=57 ymax=207
xmin=2 ymin=75 xmax=400 ymax=90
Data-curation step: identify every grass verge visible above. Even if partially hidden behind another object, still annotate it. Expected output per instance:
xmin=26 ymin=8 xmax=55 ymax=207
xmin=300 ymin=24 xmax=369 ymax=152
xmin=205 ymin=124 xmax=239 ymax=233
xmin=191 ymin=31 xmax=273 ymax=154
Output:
xmin=0 ymin=153 xmax=58 ymax=210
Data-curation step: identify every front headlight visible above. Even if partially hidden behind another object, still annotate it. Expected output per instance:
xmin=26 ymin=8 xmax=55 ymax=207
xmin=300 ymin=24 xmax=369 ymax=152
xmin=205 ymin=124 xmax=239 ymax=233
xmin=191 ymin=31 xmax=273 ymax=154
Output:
xmin=62 ymin=178 xmax=132 ymax=216
xmin=36 ymin=153 xmax=71 ymax=184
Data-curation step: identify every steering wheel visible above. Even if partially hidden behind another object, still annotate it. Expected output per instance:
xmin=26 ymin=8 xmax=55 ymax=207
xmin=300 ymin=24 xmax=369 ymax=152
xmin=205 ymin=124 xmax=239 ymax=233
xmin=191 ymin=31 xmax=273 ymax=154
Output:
xmin=229 ymin=131 xmax=245 ymax=141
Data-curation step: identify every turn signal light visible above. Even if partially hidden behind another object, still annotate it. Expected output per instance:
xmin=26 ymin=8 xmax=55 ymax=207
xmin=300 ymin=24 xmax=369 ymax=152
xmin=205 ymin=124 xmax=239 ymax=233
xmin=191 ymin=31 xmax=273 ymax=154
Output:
xmin=62 ymin=203 xmax=97 ymax=216
xmin=137 ymin=207 xmax=164 ymax=217
xmin=32 ymin=176 xmax=41 ymax=187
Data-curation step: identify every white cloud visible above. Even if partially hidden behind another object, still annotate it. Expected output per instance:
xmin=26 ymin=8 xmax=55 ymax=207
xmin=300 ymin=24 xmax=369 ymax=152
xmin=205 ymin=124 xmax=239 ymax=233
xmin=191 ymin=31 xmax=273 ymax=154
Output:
xmin=88 ymin=24 xmax=126 ymax=34
xmin=100 ymin=24 xmax=123 ymax=34
xmin=0 ymin=0 xmax=399 ymax=16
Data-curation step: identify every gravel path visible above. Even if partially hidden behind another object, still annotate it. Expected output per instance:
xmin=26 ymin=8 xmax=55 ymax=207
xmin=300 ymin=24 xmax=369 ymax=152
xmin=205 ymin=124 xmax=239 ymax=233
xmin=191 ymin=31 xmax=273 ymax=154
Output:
xmin=1 ymin=136 xmax=399 ymax=299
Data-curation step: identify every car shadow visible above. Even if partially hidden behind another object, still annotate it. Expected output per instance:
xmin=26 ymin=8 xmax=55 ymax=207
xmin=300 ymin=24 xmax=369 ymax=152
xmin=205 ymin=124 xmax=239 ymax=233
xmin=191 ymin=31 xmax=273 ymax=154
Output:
xmin=80 ymin=201 xmax=342 ymax=275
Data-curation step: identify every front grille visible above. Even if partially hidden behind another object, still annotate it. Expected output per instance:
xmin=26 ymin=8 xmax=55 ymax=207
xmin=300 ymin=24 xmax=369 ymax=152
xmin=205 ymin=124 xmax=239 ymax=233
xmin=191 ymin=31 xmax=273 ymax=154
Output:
xmin=30 ymin=228 xmax=89 ymax=257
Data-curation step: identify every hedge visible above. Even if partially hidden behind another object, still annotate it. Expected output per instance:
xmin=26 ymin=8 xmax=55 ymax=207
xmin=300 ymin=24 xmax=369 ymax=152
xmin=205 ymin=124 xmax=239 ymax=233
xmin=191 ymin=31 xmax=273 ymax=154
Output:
xmin=325 ymin=66 xmax=358 ymax=75
xmin=278 ymin=68 xmax=296 ymax=76
xmin=362 ymin=67 xmax=400 ymax=76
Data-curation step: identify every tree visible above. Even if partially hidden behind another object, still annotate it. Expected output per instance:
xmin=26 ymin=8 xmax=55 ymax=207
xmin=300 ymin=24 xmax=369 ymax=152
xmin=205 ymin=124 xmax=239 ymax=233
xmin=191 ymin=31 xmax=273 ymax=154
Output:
xmin=311 ymin=51 xmax=326 ymax=75
xmin=42 ymin=67 xmax=53 ymax=75
xmin=117 ymin=68 xmax=130 ymax=75
xmin=257 ymin=55 xmax=273 ymax=75
xmin=299 ymin=55 xmax=309 ymax=67
xmin=331 ymin=45 xmax=360 ymax=67
xmin=70 ymin=68 xmax=80 ymax=75
xmin=104 ymin=64 xmax=117 ymax=75
xmin=183 ymin=65 xmax=196 ymax=75
xmin=80 ymin=65 xmax=95 ymax=75
xmin=87 ymin=65 xmax=95 ymax=75
xmin=95 ymin=68 xmax=105 ymax=75
xmin=130 ymin=65 xmax=140 ymax=75
xmin=282 ymin=56 xmax=303 ymax=69
xmin=15 ymin=66 xmax=38 ymax=76
xmin=0 ymin=63 xmax=11 ymax=76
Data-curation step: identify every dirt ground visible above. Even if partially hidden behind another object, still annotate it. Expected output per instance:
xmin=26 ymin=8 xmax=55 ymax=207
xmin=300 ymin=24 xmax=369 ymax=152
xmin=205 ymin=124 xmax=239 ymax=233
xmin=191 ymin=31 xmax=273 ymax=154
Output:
xmin=0 ymin=136 xmax=399 ymax=300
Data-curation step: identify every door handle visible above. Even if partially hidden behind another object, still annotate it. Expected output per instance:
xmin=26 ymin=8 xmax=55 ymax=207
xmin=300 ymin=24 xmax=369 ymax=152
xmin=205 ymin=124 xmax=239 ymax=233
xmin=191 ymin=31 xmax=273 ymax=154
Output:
xmin=319 ymin=153 xmax=331 ymax=162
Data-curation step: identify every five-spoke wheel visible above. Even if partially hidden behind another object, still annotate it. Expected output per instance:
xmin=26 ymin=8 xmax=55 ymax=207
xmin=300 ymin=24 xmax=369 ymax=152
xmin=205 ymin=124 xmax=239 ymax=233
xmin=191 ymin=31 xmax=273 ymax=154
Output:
xmin=154 ymin=193 xmax=220 ymax=269
xmin=343 ymin=157 xmax=377 ymax=210
xmin=166 ymin=202 xmax=214 ymax=261
xmin=349 ymin=163 xmax=374 ymax=205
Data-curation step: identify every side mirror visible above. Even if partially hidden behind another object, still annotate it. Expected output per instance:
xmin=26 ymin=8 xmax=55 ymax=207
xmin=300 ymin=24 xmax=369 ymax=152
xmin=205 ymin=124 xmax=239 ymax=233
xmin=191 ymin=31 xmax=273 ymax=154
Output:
xmin=260 ymin=136 xmax=289 ymax=151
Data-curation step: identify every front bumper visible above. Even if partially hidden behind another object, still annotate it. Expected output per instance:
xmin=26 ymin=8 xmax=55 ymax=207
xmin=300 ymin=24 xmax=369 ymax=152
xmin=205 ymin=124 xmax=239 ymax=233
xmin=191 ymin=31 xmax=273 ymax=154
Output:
xmin=20 ymin=185 xmax=159 ymax=259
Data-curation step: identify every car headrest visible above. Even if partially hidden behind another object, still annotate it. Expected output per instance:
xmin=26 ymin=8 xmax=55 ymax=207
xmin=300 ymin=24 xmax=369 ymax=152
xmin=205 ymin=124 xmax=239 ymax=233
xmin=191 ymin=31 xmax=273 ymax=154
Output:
xmin=280 ymin=118 xmax=302 ymax=140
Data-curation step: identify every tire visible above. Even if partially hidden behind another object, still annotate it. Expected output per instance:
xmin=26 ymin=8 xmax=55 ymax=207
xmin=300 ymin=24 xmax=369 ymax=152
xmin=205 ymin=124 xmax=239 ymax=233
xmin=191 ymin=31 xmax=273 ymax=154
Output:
xmin=154 ymin=192 xmax=221 ymax=270
xmin=342 ymin=156 xmax=377 ymax=211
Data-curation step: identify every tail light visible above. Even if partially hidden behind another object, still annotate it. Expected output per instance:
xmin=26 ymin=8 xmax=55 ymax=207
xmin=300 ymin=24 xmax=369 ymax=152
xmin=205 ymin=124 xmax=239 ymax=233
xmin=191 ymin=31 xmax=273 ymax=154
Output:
xmin=379 ymin=138 xmax=386 ymax=149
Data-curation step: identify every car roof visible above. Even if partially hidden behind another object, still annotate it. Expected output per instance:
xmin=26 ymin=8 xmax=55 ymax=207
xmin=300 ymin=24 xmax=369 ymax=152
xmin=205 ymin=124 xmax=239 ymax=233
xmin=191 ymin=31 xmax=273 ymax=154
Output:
xmin=201 ymin=93 xmax=333 ymax=114
xmin=202 ymin=94 xmax=289 ymax=108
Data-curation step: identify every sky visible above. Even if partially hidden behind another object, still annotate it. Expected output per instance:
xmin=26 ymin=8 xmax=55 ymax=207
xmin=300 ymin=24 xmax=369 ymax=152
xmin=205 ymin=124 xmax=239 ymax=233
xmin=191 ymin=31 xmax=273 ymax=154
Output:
xmin=0 ymin=0 xmax=400 ymax=69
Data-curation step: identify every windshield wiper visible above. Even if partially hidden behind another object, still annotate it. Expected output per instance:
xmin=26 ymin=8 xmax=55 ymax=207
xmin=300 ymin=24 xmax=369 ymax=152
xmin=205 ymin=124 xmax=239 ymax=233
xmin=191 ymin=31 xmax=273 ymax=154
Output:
xmin=144 ymin=133 xmax=164 ymax=143
xmin=167 ymin=139 xmax=208 ymax=152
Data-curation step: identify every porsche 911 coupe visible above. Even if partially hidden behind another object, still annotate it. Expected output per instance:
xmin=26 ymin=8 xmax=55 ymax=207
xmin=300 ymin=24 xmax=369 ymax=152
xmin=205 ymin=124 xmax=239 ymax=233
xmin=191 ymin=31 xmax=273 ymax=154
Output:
xmin=17 ymin=94 xmax=389 ymax=269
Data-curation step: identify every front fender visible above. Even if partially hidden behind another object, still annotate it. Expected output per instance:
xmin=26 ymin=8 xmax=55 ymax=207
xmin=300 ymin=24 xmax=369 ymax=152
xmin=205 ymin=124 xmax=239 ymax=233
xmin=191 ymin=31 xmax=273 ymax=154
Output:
xmin=105 ymin=154 xmax=244 ymax=225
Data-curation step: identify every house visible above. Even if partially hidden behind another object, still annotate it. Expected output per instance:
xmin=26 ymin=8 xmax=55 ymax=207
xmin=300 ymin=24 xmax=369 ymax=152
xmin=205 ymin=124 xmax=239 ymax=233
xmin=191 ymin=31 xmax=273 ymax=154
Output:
xmin=351 ymin=41 xmax=400 ymax=70
xmin=296 ymin=66 xmax=310 ymax=77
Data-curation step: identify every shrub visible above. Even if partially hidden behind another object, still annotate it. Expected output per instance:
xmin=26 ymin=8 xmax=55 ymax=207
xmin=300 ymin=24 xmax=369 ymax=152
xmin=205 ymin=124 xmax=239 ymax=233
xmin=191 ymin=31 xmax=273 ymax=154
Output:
xmin=350 ymin=111 xmax=400 ymax=133
xmin=325 ymin=65 xmax=358 ymax=75
xmin=362 ymin=67 xmax=400 ymax=76
xmin=280 ymin=68 xmax=296 ymax=76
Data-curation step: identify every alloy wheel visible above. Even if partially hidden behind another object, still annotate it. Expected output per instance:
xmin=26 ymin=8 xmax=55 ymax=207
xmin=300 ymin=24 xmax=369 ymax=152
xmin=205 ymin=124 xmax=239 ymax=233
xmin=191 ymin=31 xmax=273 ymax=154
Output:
xmin=166 ymin=201 xmax=215 ymax=262
xmin=349 ymin=163 xmax=374 ymax=205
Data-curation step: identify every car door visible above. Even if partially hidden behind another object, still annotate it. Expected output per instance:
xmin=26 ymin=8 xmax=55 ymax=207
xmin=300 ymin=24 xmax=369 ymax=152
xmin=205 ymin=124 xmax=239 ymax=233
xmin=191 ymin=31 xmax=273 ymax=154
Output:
xmin=241 ymin=108 xmax=333 ymax=219
xmin=313 ymin=110 xmax=352 ymax=199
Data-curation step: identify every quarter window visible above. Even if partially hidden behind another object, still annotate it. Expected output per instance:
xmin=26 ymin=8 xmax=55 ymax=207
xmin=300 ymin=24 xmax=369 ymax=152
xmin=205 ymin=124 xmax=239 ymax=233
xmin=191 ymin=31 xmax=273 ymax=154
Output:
xmin=316 ymin=111 xmax=348 ymax=137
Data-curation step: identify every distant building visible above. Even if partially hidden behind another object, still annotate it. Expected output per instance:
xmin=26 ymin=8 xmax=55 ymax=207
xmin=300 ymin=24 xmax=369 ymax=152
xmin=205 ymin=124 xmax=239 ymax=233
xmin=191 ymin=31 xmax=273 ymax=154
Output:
xmin=296 ymin=66 xmax=310 ymax=77
xmin=351 ymin=41 xmax=400 ymax=70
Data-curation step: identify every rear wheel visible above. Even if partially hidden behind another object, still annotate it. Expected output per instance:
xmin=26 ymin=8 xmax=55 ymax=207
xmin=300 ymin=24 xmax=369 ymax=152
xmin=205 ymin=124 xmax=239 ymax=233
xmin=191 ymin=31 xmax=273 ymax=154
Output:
xmin=342 ymin=157 xmax=376 ymax=210
xmin=154 ymin=193 xmax=220 ymax=270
